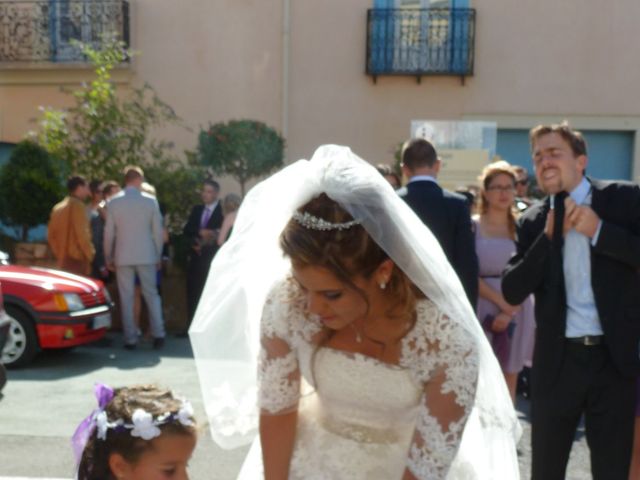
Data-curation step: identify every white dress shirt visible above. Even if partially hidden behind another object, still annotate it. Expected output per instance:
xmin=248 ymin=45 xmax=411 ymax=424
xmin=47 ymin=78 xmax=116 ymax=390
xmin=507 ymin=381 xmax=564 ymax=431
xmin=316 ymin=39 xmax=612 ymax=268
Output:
xmin=407 ymin=175 xmax=438 ymax=185
xmin=563 ymin=177 xmax=603 ymax=337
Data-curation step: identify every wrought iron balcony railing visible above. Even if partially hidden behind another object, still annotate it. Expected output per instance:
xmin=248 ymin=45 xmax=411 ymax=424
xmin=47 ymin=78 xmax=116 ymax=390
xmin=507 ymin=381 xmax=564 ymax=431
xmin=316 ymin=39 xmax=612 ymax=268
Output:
xmin=366 ymin=8 xmax=475 ymax=83
xmin=0 ymin=0 xmax=129 ymax=63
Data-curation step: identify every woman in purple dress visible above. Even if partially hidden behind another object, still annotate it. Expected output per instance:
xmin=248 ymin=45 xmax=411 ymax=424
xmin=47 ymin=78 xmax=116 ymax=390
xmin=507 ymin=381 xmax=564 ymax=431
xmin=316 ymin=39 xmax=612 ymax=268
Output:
xmin=474 ymin=160 xmax=535 ymax=402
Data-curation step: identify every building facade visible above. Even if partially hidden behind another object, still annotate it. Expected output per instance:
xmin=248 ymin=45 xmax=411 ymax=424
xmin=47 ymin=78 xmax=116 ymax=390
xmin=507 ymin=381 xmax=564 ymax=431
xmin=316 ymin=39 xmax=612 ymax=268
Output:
xmin=1 ymin=0 xmax=639 ymax=190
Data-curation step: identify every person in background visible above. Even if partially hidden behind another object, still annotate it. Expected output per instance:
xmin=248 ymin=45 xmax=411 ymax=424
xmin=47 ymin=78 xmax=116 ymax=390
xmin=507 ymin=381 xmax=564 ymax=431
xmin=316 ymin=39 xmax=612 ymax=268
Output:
xmin=398 ymin=138 xmax=479 ymax=308
xmin=513 ymin=165 xmax=533 ymax=211
xmin=132 ymin=181 xmax=168 ymax=340
xmin=511 ymin=166 xmax=534 ymax=397
xmin=88 ymin=180 xmax=103 ymax=216
xmin=375 ymin=163 xmax=401 ymax=189
xmin=217 ymin=193 xmax=241 ymax=247
xmin=474 ymin=160 xmax=535 ymax=403
xmin=141 ymin=182 xmax=169 ymax=253
xmin=502 ymin=122 xmax=640 ymax=479
xmin=48 ymin=175 xmax=95 ymax=276
xmin=100 ymin=180 xmax=122 ymax=326
xmin=104 ymin=166 xmax=165 ymax=350
xmin=181 ymin=179 xmax=224 ymax=336
xmin=88 ymin=180 xmax=108 ymax=280
xmin=454 ymin=186 xmax=476 ymax=214
xmin=102 ymin=181 xmax=121 ymax=203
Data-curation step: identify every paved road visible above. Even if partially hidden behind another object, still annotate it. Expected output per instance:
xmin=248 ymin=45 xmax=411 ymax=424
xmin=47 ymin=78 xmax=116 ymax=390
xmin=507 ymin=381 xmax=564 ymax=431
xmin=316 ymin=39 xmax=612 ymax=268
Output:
xmin=0 ymin=333 xmax=590 ymax=479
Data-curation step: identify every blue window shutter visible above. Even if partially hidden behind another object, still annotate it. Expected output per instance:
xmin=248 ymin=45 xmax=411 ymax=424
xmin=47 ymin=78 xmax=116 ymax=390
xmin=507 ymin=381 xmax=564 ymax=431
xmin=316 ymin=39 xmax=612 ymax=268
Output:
xmin=449 ymin=0 xmax=470 ymax=74
xmin=371 ymin=0 xmax=395 ymax=73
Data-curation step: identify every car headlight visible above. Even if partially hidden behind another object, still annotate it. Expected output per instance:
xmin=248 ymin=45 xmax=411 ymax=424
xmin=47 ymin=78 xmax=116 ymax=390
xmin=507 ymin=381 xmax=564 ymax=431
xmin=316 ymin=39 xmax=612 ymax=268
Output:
xmin=54 ymin=293 xmax=85 ymax=312
xmin=63 ymin=293 xmax=85 ymax=311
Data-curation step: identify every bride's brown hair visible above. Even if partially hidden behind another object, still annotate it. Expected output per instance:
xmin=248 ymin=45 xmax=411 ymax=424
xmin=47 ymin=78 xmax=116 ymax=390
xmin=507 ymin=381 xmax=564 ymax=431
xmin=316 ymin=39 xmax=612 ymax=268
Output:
xmin=280 ymin=193 xmax=424 ymax=323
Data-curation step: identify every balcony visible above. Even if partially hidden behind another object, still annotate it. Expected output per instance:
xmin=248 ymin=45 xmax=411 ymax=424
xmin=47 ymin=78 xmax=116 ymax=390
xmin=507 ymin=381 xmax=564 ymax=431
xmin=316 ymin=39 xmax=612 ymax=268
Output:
xmin=0 ymin=0 xmax=129 ymax=64
xmin=366 ymin=8 xmax=475 ymax=83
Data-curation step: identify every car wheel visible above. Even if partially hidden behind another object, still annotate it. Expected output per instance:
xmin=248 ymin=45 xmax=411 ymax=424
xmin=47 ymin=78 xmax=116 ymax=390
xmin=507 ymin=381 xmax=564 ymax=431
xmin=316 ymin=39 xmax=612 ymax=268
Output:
xmin=1 ymin=306 xmax=38 ymax=368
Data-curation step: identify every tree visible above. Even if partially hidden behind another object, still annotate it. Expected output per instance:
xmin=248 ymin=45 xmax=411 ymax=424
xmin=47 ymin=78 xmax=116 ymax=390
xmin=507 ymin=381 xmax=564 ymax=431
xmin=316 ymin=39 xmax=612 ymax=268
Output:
xmin=30 ymin=37 xmax=202 ymax=240
xmin=197 ymin=120 xmax=285 ymax=196
xmin=32 ymin=37 xmax=181 ymax=181
xmin=0 ymin=141 xmax=66 ymax=240
xmin=144 ymin=152 xmax=203 ymax=234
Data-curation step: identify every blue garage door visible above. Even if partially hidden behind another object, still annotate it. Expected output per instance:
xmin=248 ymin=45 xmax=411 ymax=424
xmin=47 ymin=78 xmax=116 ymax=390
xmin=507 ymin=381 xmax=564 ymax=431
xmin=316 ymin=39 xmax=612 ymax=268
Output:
xmin=496 ymin=129 xmax=634 ymax=181
xmin=0 ymin=142 xmax=14 ymax=167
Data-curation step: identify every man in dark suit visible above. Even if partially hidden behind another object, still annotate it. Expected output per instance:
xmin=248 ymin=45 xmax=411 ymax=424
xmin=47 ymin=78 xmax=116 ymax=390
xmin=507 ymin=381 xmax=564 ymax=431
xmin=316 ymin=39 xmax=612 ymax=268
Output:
xmin=502 ymin=123 xmax=640 ymax=480
xmin=181 ymin=179 xmax=224 ymax=335
xmin=398 ymin=138 xmax=478 ymax=308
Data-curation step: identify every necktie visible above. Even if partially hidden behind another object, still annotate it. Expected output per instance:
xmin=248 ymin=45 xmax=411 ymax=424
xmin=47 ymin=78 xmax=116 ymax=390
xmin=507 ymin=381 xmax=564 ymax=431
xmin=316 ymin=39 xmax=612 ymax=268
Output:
xmin=549 ymin=191 xmax=568 ymax=288
xmin=552 ymin=191 xmax=568 ymax=250
xmin=201 ymin=207 xmax=211 ymax=228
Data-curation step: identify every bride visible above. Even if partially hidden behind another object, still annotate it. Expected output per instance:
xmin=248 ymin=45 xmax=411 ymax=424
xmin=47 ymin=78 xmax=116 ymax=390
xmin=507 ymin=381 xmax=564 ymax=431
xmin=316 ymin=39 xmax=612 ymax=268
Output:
xmin=190 ymin=145 xmax=520 ymax=479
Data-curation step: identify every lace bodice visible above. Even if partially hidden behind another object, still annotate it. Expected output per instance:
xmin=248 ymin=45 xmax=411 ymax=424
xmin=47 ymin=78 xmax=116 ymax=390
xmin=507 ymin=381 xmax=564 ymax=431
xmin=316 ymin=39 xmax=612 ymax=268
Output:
xmin=258 ymin=278 xmax=479 ymax=479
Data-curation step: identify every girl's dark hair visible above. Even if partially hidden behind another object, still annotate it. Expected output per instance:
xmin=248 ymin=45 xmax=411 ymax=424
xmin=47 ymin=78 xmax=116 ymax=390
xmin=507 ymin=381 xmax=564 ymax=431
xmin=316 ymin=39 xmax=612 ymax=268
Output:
xmin=280 ymin=193 xmax=423 ymax=324
xmin=77 ymin=385 xmax=196 ymax=480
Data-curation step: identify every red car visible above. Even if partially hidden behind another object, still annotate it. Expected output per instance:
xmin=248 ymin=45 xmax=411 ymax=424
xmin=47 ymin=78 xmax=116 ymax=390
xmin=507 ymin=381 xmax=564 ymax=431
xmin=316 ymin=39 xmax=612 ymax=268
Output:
xmin=0 ymin=282 xmax=9 ymax=389
xmin=0 ymin=259 xmax=113 ymax=367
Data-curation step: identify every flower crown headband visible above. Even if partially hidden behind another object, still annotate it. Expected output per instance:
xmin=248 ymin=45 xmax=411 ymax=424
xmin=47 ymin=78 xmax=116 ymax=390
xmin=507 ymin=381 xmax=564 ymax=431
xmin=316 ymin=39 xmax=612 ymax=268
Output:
xmin=71 ymin=383 xmax=195 ymax=464
xmin=292 ymin=211 xmax=361 ymax=231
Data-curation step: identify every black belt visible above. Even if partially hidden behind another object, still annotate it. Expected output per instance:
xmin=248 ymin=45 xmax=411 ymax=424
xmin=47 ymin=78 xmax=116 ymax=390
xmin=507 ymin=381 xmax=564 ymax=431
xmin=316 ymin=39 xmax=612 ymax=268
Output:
xmin=566 ymin=335 xmax=604 ymax=346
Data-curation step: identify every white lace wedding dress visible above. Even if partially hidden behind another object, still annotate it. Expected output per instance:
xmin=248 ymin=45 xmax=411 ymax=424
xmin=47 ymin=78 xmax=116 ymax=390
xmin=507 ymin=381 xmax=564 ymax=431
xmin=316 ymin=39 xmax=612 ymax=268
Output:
xmin=237 ymin=277 xmax=480 ymax=480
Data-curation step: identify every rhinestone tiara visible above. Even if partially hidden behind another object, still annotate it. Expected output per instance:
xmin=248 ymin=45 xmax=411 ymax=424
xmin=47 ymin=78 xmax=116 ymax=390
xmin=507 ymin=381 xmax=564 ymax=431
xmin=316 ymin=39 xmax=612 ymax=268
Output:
xmin=292 ymin=211 xmax=361 ymax=231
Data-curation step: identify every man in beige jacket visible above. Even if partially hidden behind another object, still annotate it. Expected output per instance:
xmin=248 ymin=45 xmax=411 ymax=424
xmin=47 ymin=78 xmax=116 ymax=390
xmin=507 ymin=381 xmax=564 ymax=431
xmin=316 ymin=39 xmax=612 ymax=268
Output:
xmin=104 ymin=166 xmax=165 ymax=349
xmin=47 ymin=176 xmax=95 ymax=276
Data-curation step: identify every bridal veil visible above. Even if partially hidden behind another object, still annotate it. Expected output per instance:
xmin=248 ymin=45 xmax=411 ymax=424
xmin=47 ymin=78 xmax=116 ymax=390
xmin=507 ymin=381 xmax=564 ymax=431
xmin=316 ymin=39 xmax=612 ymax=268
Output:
xmin=190 ymin=145 xmax=521 ymax=478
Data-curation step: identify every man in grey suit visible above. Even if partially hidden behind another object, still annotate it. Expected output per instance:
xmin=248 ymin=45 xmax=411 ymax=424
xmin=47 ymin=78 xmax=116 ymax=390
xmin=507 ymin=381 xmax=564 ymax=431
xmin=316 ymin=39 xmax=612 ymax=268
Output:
xmin=104 ymin=166 xmax=165 ymax=349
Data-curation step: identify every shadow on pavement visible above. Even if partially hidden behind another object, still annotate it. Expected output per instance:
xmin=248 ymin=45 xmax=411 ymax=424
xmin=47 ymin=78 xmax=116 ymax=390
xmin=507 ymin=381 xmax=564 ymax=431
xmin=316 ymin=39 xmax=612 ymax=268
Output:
xmin=4 ymin=332 xmax=194 ymax=382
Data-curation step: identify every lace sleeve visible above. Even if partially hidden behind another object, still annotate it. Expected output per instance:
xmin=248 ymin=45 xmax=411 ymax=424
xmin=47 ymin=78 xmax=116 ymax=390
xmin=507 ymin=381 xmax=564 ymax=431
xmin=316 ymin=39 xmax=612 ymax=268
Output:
xmin=258 ymin=281 xmax=302 ymax=415
xmin=403 ymin=302 xmax=479 ymax=479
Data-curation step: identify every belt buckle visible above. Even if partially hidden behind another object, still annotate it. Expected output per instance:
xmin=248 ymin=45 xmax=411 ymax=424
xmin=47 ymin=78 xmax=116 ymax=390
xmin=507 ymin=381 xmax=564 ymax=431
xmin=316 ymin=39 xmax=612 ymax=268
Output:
xmin=583 ymin=335 xmax=599 ymax=346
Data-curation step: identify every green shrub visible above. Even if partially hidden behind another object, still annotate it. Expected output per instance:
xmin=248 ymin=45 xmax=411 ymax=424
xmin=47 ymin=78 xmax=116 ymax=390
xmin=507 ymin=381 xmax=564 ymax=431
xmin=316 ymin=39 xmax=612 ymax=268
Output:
xmin=144 ymin=154 xmax=204 ymax=234
xmin=0 ymin=141 xmax=66 ymax=240
xmin=197 ymin=120 xmax=285 ymax=196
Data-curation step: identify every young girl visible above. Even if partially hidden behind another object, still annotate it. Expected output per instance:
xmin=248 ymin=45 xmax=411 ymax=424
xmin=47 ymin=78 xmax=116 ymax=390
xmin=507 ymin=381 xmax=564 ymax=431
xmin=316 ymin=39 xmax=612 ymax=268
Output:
xmin=73 ymin=384 xmax=197 ymax=480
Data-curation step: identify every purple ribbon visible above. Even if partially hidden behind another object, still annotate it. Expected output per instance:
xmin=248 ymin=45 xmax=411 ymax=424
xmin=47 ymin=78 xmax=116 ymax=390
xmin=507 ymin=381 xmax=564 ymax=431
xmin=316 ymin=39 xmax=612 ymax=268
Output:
xmin=71 ymin=383 xmax=114 ymax=464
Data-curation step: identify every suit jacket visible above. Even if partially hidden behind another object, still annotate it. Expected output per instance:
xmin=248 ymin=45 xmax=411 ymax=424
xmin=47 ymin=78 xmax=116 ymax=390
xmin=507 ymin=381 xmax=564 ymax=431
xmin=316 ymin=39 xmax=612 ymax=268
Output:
xmin=90 ymin=210 xmax=106 ymax=274
xmin=183 ymin=202 xmax=224 ymax=260
xmin=398 ymin=180 xmax=479 ymax=307
xmin=104 ymin=187 xmax=164 ymax=266
xmin=47 ymin=196 xmax=95 ymax=264
xmin=502 ymin=178 xmax=640 ymax=392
